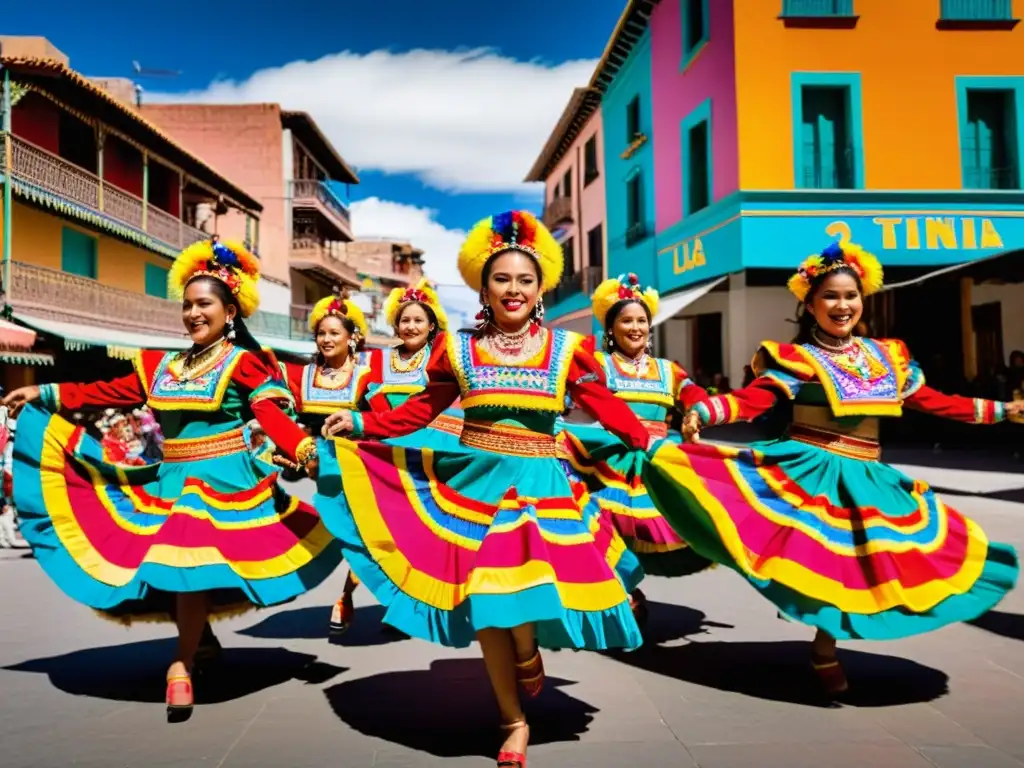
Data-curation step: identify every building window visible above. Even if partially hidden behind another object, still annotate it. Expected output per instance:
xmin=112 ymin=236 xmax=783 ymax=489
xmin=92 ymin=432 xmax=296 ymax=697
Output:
xmin=687 ymin=121 xmax=711 ymax=213
xmin=625 ymin=172 xmax=646 ymax=245
xmin=799 ymin=86 xmax=854 ymax=188
xmin=962 ymin=89 xmax=1019 ymax=189
xmin=940 ymin=0 xmax=1014 ymax=21
xmin=584 ymin=136 xmax=599 ymax=185
xmin=626 ymin=96 xmax=641 ymax=142
xmin=562 ymin=168 xmax=573 ymax=197
xmin=587 ymin=224 xmax=604 ymax=269
xmin=781 ymin=0 xmax=854 ymax=17
xmin=563 ymin=237 xmax=576 ymax=275
xmin=681 ymin=0 xmax=710 ymax=68
xmin=60 ymin=227 xmax=97 ymax=279
xmin=145 ymin=263 xmax=170 ymax=299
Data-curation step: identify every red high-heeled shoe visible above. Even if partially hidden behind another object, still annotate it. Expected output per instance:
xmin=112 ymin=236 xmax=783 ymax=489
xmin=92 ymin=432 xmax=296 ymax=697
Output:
xmin=329 ymin=591 xmax=355 ymax=635
xmin=497 ymin=720 xmax=528 ymax=768
xmin=166 ymin=673 xmax=194 ymax=723
xmin=514 ymin=648 xmax=544 ymax=698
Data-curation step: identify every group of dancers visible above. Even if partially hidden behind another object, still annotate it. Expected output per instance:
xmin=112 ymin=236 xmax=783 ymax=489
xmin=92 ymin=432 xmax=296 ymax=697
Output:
xmin=3 ymin=212 xmax=1022 ymax=768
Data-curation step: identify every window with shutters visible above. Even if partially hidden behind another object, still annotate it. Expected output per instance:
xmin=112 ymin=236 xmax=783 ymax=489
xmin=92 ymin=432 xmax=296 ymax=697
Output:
xmin=798 ymin=86 xmax=854 ymax=189
xmin=962 ymin=89 xmax=1019 ymax=189
xmin=145 ymin=263 xmax=170 ymax=299
xmin=60 ymin=227 xmax=98 ymax=279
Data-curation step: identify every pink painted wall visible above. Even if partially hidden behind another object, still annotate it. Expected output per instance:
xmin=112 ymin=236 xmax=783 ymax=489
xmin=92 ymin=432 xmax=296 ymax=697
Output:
xmin=650 ymin=0 xmax=739 ymax=232
xmin=543 ymin=107 xmax=606 ymax=275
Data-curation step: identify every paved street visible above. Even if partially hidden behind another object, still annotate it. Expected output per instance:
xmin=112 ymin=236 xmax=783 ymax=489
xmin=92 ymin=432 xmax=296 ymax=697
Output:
xmin=2 ymin=456 xmax=1024 ymax=768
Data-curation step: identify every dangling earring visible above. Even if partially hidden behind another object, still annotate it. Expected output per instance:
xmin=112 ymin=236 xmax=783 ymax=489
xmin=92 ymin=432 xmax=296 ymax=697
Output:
xmin=348 ymin=337 xmax=358 ymax=356
xmin=604 ymin=333 xmax=615 ymax=353
xmin=646 ymin=336 xmax=653 ymax=354
xmin=533 ymin=296 xmax=545 ymax=323
xmin=226 ymin=317 xmax=237 ymax=341
xmin=475 ymin=303 xmax=494 ymax=330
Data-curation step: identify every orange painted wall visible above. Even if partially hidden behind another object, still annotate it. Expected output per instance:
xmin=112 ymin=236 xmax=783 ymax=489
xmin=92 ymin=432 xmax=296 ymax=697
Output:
xmin=733 ymin=0 xmax=1024 ymax=190
xmin=2 ymin=200 xmax=169 ymax=293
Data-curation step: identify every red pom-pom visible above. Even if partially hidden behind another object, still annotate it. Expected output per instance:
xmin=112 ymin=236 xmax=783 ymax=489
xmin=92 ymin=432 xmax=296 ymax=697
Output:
xmin=627 ymin=273 xmax=639 ymax=285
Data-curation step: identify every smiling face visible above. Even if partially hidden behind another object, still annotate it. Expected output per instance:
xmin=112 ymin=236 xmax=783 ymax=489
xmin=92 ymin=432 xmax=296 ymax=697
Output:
xmin=807 ymin=271 xmax=863 ymax=339
xmin=182 ymin=278 xmax=236 ymax=347
xmin=316 ymin=315 xmax=352 ymax=366
xmin=483 ymin=250 xmax=541 ymax=331
xmin=396 ymin=302 xmax=434 ymax=353
xmin=611 ymin=301 xmax=650 ymax=358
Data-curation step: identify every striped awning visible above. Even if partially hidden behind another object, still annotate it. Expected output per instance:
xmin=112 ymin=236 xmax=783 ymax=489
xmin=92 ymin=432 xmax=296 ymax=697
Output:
xmin=15 ymin=314 xmax=190 ymax=358
xmin=0 ymin=318 xmax=36 ymax=351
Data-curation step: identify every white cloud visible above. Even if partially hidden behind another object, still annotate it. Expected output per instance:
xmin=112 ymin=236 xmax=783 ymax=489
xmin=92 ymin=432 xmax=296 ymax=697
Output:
xmin=349 ymin=197 xmax=479 ymax=326
xmin=149 ymin=48 xmax=595 ymax=194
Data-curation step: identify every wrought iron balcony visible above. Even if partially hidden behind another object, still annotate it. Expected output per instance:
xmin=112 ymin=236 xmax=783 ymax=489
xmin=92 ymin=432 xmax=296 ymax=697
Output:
xmin=290 ymin=179 xmax=353 ymax=240
xmin=625 ymin=221 xmax=650 ymax=247
xmin=962 ymin=163 xmax=1019 ymax=190
xmin=542 ymin=196 xmax=573 ymax=230
xmin=6 ymin=260 xmax=185 ymax=336
xmin=0 ymin=133 xmax=209 ymax=254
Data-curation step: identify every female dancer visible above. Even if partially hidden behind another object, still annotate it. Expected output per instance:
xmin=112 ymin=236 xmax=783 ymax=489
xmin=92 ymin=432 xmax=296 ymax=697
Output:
xmin=317 ymin=211 xmax=651 ymax=767
xmin=557 ymin=274 xmax=712 ymax=625
xmin=644 ymin=240 xmax=1022 ymax=696
xmin=275 ymin=292 xmax=377 ymax=636
xmin=2 ymin=239 xmax=337 ymax=720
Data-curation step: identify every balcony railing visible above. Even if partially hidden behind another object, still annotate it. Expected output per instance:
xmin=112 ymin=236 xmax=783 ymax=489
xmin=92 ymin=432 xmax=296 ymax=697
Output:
xmin=290 ymin=179 xmax=352 ymax=237
xmin=6 ymin=261 xmax=185 ymax=336
xmin=290 ymin=303 xmax=314 ymax=339
xmin=625 ymin=221 xmax=650 ymax=247
xmin=290 ymin=237 xmax=360 ymax=287
xmin=0 ymin=133 xmax=210 ymax=253
xmin=781 ymin=0 xmax=854 ymax=15
xmin=542 ymin=195 xmax=573 ymax=230
xmin=800 ymin=146 xmax=856 ymax=189
xmin=548 ymin=265 xmax=603 ymax=309
xmin=940 ymin=0 xmax=1013 ymax=20
xmin=246 ymin=309 xmax=293 ymax=339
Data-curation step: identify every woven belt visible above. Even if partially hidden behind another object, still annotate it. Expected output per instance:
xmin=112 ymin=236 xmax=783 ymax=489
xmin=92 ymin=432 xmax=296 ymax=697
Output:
xmin=640 ymin=419 xmax=669 ymax=439
xmin=459 ymin=419 xmax=556 ymax=457
xmin=789 ymin=424 xmax=881 ymax=461
xmin=162 ymin=428 xmax=248 ymax=463
xmin=429 ymin=413 xmax=464 ymax=436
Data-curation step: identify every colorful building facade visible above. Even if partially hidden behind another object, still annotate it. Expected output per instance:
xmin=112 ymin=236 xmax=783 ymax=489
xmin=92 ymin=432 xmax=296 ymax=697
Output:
xmin=525 ymin=89 xmax=607 ymax=335
xmin=0 ymin=36 xmax=262 ymax=390
xmin=534 ymin=0 xmax=1024 ymax=384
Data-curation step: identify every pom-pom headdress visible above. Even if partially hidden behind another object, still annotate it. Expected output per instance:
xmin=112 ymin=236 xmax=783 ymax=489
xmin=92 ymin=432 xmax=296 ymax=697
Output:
xmin=382 ymin=278 xmax=449 ymax=332
xmin=168 ymin=238 xmax=261 ymax=318
xmin=592 ymin=273 xmax=660 ymax=328
xmin=787 ymin=241 xmax=884 ymax=303
xmin=457 ymin=210 xmax=563 ymax=294
xmin=308 ymin=293 xmax=369 ymax=339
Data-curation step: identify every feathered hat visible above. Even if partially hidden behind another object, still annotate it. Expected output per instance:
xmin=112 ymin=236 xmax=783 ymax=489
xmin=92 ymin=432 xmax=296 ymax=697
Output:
xmin=168 ymin=237 xmax=261 ymax=318
xmin=308 ymin=293 xmax=369 ymax=339
xmin=457 ymin=210 xmax=563 ymax=293
xmin=788 ymin=240 xmax=884 ymax=303
xmin=382 ymin=278 xmax=449 ymax=331
xmin=592 ymin=273 xmax=660 ymax=328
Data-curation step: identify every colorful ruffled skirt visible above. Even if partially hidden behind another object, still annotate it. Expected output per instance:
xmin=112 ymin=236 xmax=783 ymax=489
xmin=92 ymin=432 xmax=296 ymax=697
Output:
xmin=643 ymin=436 xmax=1019 ymax=640
xmin=12 ymin=404 xmax=344 ymax=624
xmin=558 ymin=421 xmax=713 ymax=578
xmin=314 ymin=422 xmax=644 ymax=650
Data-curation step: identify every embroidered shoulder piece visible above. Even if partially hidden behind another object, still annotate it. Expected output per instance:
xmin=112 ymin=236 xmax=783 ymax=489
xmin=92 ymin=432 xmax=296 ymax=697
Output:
xmin=299 ymin=351 xmax=375 ymax=415
xmin=373 ymin=345 xmax=430 ymax=397
xmin=449 ymin=328 xmax=580 ymax=413
xmin=141 ymin=345 xmax=245 ymax=412
xmin=791 ymin=338 xmax=903 ymax=417
xmin=597 ymin=351 xmax=675 ymax=408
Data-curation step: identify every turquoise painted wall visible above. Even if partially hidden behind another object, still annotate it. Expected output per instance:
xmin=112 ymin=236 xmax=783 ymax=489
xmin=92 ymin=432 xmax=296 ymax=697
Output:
xmin=602 ymin=30 xmax=658 ymax=285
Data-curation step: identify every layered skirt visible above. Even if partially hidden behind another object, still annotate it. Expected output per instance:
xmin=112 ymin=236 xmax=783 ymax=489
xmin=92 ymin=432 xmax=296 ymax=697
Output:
xmin=643 ymin=435 xmax=1019 ymax=640
xmin=12 ymin=404 xmax=343 ymax=623
xmin=314 ymin=420 xmax=643 ymax=650
xmin=558 ymin=421 xmax=713 ymax=578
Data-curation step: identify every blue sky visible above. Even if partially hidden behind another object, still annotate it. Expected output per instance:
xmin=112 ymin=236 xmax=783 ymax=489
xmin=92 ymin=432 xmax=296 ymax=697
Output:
xmin=5 ymin=0 xmax=622 ymax=297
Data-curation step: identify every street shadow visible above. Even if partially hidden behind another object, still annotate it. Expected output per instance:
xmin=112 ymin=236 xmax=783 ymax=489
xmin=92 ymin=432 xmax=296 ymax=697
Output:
xmin=637 ymin=601 xmax=734 ymax=646
xmin=238 ymin=604 xmax=407 ymax=647
xmin=4 ymin=638 xmax=347 ymax=704
xmin=614 ymin=640 xmax=948 ymax=708
xmin=324 ymin=658 xmax=596 ymax=758
xmin=969 ymin=610 xmax=1024 ymax=641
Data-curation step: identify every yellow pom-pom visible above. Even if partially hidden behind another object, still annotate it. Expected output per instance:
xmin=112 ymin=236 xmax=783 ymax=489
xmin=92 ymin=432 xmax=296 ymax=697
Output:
xmin=457 ymin=211 xmax=563 ymax=294
xmin=382 ymin=278 xmax=449 ymax=331
xmin=308 ymin=295 xmax=369 ymax=338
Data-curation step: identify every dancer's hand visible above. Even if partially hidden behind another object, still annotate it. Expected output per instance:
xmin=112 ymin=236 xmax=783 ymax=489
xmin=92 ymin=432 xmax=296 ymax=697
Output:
xmin=304 ymin=457 xmax=319 ymax=480
xmin=322 ymin=410 xmax=354 ymax=437
xmin=1 ymin=386 xmax=40 ymax=416
xmin=681 ymin=410 xmax=701 ymax=443
xmin=272 ymin=454 xmax=299 ymax=472
xmin=1006 ymin=400 xmax=1024 ymax=421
